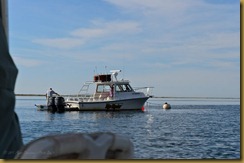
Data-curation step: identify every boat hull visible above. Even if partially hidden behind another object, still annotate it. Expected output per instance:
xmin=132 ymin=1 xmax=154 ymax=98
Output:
xmin=66 ymin=97 xmax=149 ymax=111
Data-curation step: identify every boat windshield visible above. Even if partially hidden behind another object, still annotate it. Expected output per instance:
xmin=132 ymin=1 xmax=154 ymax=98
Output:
xmin=96 ymin=84 xmax=111 ymax=93
xmin=115 ymin=84 xmax=133 ymax=92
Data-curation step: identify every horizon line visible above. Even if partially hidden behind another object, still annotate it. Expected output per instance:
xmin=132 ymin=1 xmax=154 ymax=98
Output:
xmin=15 ymin=94 xmax=240 ymax=99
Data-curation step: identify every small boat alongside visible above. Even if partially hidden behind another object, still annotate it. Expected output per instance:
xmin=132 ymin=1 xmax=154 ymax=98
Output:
xmin=35 ymin=70 xmax=153 ymax=112
xmin=35 ymin=96 xmax=78 ymax=112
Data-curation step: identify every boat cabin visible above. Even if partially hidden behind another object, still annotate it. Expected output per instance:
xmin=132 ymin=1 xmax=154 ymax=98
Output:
xmin=93 ymin=74 xmax=135 ymax=101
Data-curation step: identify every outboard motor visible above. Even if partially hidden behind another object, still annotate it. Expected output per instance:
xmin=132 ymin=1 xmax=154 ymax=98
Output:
xmin=47 ymin=96 xmax=57 ymax=112
xmin=55 ymin=96 xmax=65 ymax=113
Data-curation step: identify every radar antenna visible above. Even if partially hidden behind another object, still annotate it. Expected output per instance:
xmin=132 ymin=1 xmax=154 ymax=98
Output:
xmin=110 ymin=70 xmax=121 ymax=81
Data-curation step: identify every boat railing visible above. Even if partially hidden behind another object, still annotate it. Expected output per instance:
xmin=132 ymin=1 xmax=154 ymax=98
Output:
xmin=66 ymin=81 xmax=94 ymax=102
xmin=67 ymin=93 xmax=113 ymax=102
xmin=133 ymin=87 xmax=154 ymax=97
xmin=77 ymin=81 xmax=94 ymax=95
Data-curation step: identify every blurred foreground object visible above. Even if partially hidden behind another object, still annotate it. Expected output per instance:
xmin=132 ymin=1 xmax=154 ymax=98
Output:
xmin=0 ymin=0 xmax=23 ymax=158
xmin=15 ymin=132 xmax=134 ymax=159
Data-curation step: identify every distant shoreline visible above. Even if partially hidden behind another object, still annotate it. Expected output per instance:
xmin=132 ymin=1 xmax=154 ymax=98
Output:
xmin=16 ymin=94 xmax=45 ymax=96
xmin=15 ymin=94 xmax=240 ymax=99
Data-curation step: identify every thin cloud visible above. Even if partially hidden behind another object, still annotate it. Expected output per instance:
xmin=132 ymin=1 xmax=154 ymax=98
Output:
xmin=104 ymin=0 xmax=200 ymax=16
xmin=13 ymin=56 xmax=44 ymax=67
xmin=71 ymin=21 xmax=141 ymax=38
xmin=32 ymin=38 xmax=85 ymax=49
xmin=32 ymin=20 xmax=141 ymax=49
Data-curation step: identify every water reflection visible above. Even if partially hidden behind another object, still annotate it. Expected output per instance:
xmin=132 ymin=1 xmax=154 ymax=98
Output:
xmin=94 ymin=110 xmax=143 ymax=119
xmin=43 ymin=110 xmax=144 ymax=121
xmin=44 ymin=111 xmax=66 ymax=121
xmin=145 ymin=114 xmax=154 ymax=137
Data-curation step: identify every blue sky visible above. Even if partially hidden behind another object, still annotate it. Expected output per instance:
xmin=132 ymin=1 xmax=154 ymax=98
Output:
xmin=8 ymin=0 xmax=240 ymax=98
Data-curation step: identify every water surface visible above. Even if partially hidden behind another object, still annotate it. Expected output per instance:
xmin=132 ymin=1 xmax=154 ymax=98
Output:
xmin=15 ymin=97 xmax=240 ymax=159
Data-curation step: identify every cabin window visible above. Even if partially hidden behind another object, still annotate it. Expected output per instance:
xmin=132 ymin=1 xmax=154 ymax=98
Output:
xmin=125 ymin=84 xmax=133 ymax=91
xmin=115 ymin=84 xmax=133 ymax=92
xmin=97 ymin=84 xmax=111 ymax=93
xmin=115 ymin=85 xmax=123 ymax=92
xmin=104 ymin=85 xmax=111 ymax=92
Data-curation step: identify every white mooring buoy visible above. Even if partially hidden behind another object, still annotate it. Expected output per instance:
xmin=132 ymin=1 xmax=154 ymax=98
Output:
xmin=163 ymin=102 xmax=171 ymax=109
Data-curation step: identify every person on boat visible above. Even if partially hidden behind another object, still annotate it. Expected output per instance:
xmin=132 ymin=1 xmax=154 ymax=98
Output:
xmin=45 ymin=88 xmax=60 ymax=99
xmin=109 ymin=84 xmax=114 ymax=98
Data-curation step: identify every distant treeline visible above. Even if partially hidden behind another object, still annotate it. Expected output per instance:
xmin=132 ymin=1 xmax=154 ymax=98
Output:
xmin=15 ymin=94 xmax=78 ymax=97
xmin=16 ymin=94 xmax=45 ymax=96
xmin=153 ymin=96 xmax=240 ymax=99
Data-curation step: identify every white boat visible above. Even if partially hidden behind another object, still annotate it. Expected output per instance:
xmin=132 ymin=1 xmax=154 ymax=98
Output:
xmin=65 ymin=70 xmax=153 ymax=111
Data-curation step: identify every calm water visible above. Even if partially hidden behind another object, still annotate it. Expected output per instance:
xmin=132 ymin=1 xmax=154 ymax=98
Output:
xmin=15 ymin=97 xmax=240 ymax=159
